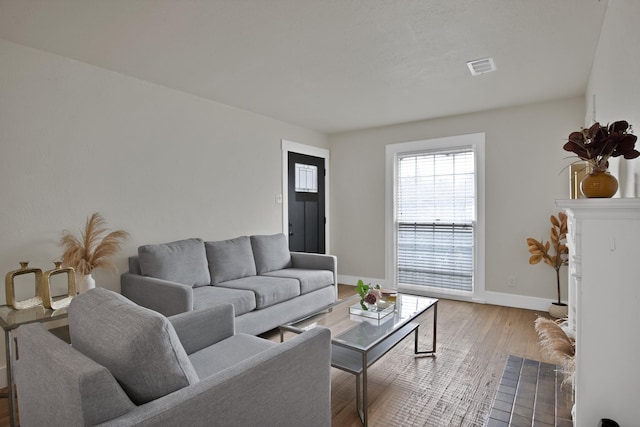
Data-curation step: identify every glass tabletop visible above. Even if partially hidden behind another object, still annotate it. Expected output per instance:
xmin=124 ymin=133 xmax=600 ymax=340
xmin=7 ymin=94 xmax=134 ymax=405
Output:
xmin=0 ymin=304 xmax=69 ymax=331
xmin=284 ymin=293 xmax=437 ymax=352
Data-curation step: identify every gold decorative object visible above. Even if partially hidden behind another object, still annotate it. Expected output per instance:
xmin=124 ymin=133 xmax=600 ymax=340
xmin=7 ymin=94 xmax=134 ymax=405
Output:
xmin=569 ymin=161 xmax=588 ymax=199
xmin=5 ymin=261 xmax=44 ymax=310
xmin=42 ymin=261 xmax=76 ymax=310
xmin=381 ymin=289 xmax=397 ymax=304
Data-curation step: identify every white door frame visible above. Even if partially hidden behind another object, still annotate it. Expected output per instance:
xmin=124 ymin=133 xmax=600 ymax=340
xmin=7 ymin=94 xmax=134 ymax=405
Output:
xmin=281 ymin=140 xmax=330 ymax=252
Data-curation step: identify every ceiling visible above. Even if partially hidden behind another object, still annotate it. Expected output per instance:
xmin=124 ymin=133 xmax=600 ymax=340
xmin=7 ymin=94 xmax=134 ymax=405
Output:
xmin=0 ymin=0 xmax=609 ymax=134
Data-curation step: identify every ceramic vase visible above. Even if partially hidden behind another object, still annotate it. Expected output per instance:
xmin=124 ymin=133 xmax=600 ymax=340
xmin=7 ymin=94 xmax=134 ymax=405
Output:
xmin=549 ymin=302 xmax=568 ymax=319
xmin=581 ymin=169 xmax=618 ymax=198
xmin=78 ymin=274 xmax=95 ymax=294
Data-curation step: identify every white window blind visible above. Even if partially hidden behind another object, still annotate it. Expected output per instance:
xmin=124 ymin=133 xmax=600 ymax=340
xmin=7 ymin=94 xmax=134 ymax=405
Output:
xmin=396 ymin=148 xmax=475 ymax=292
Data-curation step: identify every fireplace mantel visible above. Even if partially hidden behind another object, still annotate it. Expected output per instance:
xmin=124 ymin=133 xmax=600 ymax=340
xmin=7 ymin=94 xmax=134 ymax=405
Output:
xmin=556 ymin=198 xmax=640 ymax=426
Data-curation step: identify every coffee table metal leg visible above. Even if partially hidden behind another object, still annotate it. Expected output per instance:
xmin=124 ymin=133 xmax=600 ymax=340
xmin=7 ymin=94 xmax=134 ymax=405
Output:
xmin=355 ymin=372 xmax=367 ymax=425
xmin=415 ymin=301 xmax=437 ymax=356
xmin=355 ymin=372 xmax=361 ymax=421
xmin=360 ymin=352 xmax=369 ymax=426
xmin=352 ymin=353 xmax=370 ymax=426
xmin=432 ymin=302 xmax=438 ymax=353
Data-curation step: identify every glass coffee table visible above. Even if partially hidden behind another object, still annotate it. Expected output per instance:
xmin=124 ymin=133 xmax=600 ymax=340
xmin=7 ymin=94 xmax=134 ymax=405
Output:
xmin=279 ymin=292 xmax=438 ymax=426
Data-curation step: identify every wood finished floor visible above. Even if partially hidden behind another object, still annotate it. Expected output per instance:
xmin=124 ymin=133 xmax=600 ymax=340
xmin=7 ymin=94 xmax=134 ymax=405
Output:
xmin=264 ymin=285 xmax=557 ymax=426
xmin=0 ymin=285 xmax=557 ymax=427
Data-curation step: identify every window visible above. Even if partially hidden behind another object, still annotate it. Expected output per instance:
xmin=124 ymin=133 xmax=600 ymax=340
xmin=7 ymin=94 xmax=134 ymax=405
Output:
xmin=397 ymin=150 xmax=474 ymax=291
xmin=295 ymin=163 xmax=318 ymax=193
xmin=386 ymin=133 xmax=485 ymax=298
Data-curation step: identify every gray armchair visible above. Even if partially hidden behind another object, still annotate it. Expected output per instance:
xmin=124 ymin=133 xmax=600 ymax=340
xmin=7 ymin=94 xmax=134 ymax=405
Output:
xmin=15 ymin=288 xmax=331 ymax=427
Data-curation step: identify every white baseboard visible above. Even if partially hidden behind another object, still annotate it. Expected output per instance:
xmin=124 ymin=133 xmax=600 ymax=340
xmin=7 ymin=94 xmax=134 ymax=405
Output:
xmin=338 ymin=275 xmax=392 ymax=289
xmin=338 ymin=274 xmax=559 ymax=312
xmin=483 ymin=291 xmax=560 ymax=312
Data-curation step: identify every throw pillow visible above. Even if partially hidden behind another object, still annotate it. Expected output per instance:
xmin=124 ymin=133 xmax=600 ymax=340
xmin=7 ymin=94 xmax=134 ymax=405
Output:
xmin=138 ymin=238 xmax=210 ymax=287
xmin=205 ymin=236 xmax=257 ymax=285
xmin=250 ymin=233 xmax=292 ymax=274
xmin=69 ymin=288 xmax=199 ymax=405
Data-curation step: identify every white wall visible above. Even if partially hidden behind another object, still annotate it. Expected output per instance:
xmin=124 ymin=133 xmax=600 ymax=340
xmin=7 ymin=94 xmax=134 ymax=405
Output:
xmin=0 ymin=38 xmax=328 ymax=381
xmin=585 ymin=0 xmax=640 ymax=197
xmin=0 ymin=38 xmax=328 ymax=296
xmin=329 ymin=97 xmax=585 ymax=306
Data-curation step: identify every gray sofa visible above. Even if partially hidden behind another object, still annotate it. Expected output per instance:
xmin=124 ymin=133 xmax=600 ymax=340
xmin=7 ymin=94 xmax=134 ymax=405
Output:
xmin=15 ymin=288 xmax=332 ymax=427
xmin=121 ymin=234 xmax=337 ymax=335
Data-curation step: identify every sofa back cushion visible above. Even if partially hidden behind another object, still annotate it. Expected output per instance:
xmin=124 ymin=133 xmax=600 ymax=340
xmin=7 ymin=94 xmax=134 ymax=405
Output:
xmin=205 ymin=236 xmax=257 ymax=285
xmin=138 ymin=238 xmax=210 ymax=287
xmin=69 ymin=288 xmax=200 ymax=405
xmin=251 ymin=234 xmax=292 ymax=274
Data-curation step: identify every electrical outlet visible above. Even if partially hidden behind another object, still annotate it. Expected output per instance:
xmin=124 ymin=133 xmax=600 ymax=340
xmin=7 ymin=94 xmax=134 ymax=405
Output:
xmin=508 ymin=276 xmax=517 ymax=287
xmin=275 ymin=194 xmax=283 ymax=204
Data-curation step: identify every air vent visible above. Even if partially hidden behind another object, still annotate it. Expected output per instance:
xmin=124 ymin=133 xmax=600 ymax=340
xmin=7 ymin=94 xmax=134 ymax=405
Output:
xmin=467 ymin=57 xmax=496 ymax=76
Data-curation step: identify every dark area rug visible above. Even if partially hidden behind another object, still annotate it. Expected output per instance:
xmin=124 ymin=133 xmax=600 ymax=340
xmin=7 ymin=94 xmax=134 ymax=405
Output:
xmin=485 ymin=355 xmax=573 ymax=427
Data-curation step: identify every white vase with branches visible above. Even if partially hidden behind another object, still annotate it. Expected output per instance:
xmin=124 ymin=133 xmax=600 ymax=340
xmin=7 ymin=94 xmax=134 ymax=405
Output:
xmin=59 ymin=213 xmax=128 ymax=294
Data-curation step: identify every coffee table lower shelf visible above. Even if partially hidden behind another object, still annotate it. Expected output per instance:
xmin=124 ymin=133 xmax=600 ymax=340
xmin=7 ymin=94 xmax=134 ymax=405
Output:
xmin=331 ymin=321 xmax=421 ymax=374
xmin=332 ymin=320 xmax=435 ymax=426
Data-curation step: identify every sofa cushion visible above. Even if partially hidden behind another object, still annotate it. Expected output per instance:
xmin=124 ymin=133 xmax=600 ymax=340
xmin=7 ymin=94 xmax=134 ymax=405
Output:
xmin=192 ymin=286 xmax=256 ymax=316
xmin=69 ymin=288 xmax=199 ymax=405
xmin=218 ymin=276 xmax=300 ymax=309
xmin=263 ymin=269 xmax=334 ymax=295
xmin=189 ymin=334 xmax=276 ymax=380
xmin=205 ymin=236 xmax=257 ymax=285
xmin=250 ymin=234 xmax=292 ymax=274
xmin=138 ymin=238 xmax=210 ymax=287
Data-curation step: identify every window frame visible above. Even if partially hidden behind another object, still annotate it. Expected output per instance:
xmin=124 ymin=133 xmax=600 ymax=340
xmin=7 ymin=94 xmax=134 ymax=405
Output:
xmin=385 ymin=133 xmax=485 ymax=301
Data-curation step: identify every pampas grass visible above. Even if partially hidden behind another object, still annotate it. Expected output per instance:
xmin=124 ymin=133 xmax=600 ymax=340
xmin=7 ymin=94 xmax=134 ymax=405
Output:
xmin=60 ymin=212 xmax=128 ymax=276
xmin=534 ymin=316 xmax=575 ymax=386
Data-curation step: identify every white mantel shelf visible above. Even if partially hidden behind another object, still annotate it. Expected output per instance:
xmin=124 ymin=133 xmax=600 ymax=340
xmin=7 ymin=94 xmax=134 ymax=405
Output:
xmin=556 ymin=198 xmax=640 ymax=427
xmin=557 ymin=198 xmax=640 ymax=218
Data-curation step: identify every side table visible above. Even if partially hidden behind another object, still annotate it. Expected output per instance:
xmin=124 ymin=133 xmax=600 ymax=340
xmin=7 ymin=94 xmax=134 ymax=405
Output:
xmin=0 ymin=305 xmax=69 ymax=427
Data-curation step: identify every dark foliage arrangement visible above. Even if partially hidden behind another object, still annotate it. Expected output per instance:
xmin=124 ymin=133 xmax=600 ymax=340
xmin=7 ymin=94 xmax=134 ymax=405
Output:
xmin=563 ymin=120 xmax=638 ymax=171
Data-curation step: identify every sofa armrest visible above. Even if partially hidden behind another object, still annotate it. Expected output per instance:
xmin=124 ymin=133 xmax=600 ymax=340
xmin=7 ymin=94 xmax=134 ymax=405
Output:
xmin=97 ymin=327 xmax=332 ymax=427
xmin=168 ymin=304 xmax=235 ymax=354
xmin=16 ymin=324 xmax=135 ymax=427
xmin=120 ymin=273 xmax=194 ymax=316
xmin=291 ymin=252 xmax=338 ymax=294
xmin=290 ymin=252 xmax=337 ymax=273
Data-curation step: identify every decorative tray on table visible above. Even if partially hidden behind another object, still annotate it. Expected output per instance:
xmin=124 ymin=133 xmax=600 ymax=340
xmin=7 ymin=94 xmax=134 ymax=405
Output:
xmin=349 ymin=302 xmax=395 ymax=320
